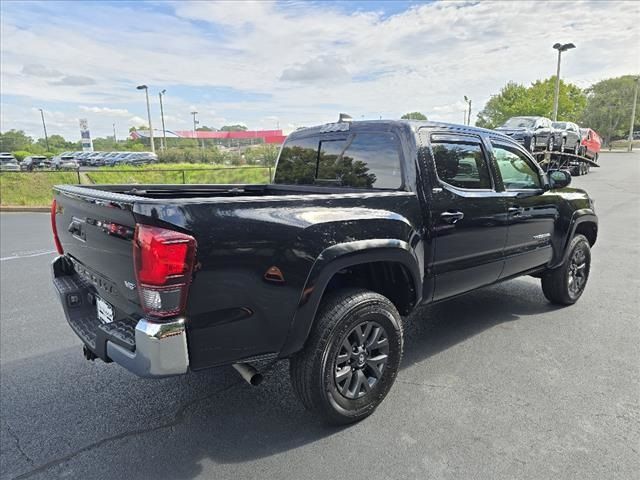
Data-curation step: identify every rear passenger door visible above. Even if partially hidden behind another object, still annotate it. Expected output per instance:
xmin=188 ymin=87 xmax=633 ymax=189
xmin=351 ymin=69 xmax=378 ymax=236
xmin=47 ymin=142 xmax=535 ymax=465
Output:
xmin=427 ymin=133 xmax=508 ymax=301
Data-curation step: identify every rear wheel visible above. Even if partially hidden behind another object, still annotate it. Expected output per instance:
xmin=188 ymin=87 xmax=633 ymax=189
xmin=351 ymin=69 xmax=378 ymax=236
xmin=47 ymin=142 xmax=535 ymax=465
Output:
xmin=289 ymin=288 xmax=403 ymax=425
xmin=541 ymin=234 xmax=591 ymax=305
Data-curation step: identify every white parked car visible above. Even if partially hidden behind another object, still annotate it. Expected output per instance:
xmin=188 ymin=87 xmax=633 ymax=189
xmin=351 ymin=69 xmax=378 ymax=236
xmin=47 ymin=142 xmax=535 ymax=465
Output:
xmin=0 ymin=153 xmax=20 ymax=171
xmin=52 ymin=154 xmax=80 ymax=170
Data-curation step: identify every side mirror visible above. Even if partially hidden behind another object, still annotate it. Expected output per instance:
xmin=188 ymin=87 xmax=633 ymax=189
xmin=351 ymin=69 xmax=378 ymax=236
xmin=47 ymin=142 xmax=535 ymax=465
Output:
xmin=549 ymin=170 xmax=572 ymax=189
xmin=535 ymin=124 xmax=544 ymax=129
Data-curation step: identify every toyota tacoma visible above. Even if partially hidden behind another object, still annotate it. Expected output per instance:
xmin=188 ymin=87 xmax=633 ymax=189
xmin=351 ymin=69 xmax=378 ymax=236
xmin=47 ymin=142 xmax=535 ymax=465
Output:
xmin=51 ymin=120 xmax=597 ymax=424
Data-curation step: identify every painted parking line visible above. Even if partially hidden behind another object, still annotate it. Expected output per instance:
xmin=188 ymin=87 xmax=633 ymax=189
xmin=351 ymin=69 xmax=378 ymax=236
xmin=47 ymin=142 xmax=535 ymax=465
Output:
xmin=0 ymin=250 xmax=56 ymax=262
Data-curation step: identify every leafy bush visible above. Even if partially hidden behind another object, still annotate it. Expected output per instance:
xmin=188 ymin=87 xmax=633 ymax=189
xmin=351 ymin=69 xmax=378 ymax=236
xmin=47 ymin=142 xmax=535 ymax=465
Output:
xmin=11 ymin=151 xmax=32 ymax=161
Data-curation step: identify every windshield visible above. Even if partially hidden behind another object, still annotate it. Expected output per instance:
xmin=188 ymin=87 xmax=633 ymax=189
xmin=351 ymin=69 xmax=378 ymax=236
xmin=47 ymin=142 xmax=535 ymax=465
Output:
xmin=0 ymin=157 xmax=17 ymax=163
xmin=552 ymin=122 xmax=567 ymax=129
xmin=502 ymin=117 xmax=535 ymax=128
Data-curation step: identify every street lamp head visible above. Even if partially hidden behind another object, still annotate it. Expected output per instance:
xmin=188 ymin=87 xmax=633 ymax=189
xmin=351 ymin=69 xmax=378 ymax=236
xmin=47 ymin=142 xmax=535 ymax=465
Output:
xmin=136 ymin=84 xmax=148 ymax=90
xmin=160 ymin=89 xmax=166 ymax=95
xmin=553 ymin=42 xmax=576 ymax=52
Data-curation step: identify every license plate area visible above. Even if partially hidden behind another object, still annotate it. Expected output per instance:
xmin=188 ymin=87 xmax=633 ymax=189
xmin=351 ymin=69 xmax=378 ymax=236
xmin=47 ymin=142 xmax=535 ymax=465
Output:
xmin=96 ymin=296 xmax=114 ymax=324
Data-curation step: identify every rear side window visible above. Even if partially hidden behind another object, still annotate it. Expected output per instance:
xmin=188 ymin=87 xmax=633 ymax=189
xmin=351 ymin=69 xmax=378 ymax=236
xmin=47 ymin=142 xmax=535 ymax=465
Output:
xmin=317 ymin=132 xmax=402 ymax=189
xmin=273 ymin=136 xmax=319 ymax=185
xmin=275 ymin=131 xmax=402 ymax=189
xmin=431 ymin=141 xmax=492 ymax=189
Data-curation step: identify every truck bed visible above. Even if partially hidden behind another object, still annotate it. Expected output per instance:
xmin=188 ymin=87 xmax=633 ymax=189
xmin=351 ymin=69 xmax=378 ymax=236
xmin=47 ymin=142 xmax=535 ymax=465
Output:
xmin=66 ymin=183 xmax=385 ymax=201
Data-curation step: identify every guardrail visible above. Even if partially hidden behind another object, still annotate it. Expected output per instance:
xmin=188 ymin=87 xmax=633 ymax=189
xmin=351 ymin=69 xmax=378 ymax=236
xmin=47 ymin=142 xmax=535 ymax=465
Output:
xmin=0 ymin=166 xmax=274 ymax=185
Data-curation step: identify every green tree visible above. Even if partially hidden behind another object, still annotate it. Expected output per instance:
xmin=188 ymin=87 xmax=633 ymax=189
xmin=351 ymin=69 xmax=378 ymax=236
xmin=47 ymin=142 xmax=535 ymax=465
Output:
xmin=0 ymin=130 xmax=33 ymax=151
xmin=401 ymin=112 xmax=428 ymax=120
xmin=220 ymin=124 xmax=248 ymax=132
xmin=476 ymin=77 xmax=586 ymax=129
xmin=244 ymin=144 xmax=280 ymax=166
xmin=581 ymin=75 xmax=639 ymax=147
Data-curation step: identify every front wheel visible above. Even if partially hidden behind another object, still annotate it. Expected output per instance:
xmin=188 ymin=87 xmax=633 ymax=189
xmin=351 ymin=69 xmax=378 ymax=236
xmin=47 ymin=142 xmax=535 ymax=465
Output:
xmin=541 ymin=234 xmax=591 ymax=305
xmin=289 ymin=288 xmax=403 ymax=425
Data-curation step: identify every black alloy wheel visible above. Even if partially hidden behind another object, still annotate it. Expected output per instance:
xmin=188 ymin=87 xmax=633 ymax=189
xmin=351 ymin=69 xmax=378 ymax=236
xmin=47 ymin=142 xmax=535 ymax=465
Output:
xmin=334 ymin=320 xmax=390 ymax=399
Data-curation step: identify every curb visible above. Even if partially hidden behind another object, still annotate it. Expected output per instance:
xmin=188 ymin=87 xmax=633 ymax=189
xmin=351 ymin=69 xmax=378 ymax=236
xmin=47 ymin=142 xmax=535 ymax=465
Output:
xmin=0 ymin=206 xmax=50 ymax=212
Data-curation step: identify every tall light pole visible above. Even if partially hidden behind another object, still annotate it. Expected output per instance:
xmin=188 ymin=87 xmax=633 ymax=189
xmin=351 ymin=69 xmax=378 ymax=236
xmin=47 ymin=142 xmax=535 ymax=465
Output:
xmin=464 ymin=96 xmax=472 ymax=126
xmin=158 ymin=89 xmax=167 ymax=152
xmin=136 ymin=84 xmax=155 ymax=153
xmin=38 ymin=108 xmax=49 ymax=151
xmin=552 ymin=42 xmax=576 ymax=121
xmin=628 ymin=76 xmax=639 ymax=152
xmin=112 ymin=123 xmax=117 ymax=146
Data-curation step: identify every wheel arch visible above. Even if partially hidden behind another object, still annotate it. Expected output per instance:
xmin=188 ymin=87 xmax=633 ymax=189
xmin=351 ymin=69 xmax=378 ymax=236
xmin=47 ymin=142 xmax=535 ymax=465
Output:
xmin=554 ymin=211 xmax=597 ymax=268
xmin=279 ymin=239 xmax=422 ymax=356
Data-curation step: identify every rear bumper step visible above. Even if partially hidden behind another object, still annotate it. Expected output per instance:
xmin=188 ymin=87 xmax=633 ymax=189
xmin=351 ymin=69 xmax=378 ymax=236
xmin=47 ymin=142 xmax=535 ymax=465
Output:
xmin=52 ymin=256 xmax=189 ymax=377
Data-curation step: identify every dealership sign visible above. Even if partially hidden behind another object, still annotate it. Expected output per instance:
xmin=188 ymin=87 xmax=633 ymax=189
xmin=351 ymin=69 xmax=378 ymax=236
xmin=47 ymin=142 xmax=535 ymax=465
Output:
xmin=79 ymin=118 xmax=94 ymax=152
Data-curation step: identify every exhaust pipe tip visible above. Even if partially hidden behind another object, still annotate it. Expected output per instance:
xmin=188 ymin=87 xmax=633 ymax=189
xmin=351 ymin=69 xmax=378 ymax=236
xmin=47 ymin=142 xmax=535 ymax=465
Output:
xmin=83 ymin=345 xmax=97 ymax=361
xmin=232 ymin=363 xmax=263 ymax=386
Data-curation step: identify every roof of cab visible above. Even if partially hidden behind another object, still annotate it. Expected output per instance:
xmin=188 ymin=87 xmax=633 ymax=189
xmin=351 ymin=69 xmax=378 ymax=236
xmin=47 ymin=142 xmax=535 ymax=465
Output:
xmin=287 ymin=119 xmax=510 ymax=141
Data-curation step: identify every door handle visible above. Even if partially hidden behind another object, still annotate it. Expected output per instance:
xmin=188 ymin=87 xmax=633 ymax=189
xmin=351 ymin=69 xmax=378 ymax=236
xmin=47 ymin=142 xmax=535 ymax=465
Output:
xmin=508 ymin=206 xmax=523 ymax=216
xmin=440 ymin=211 xmax=464 ymax=224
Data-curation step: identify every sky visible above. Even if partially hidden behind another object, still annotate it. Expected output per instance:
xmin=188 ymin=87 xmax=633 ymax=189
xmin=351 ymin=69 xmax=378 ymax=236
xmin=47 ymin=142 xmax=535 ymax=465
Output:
xmin=1 ymin=0 xmax=638 ymax=141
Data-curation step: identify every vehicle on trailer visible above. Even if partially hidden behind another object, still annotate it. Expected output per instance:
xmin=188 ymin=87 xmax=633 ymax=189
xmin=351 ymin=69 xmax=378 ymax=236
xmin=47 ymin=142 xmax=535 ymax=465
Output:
xmin=52 ymin=154 xmax=80 ymax=170
xmin=551 ymin=121 xmax=582 ymax=153
xmin=51 ymin=119 xmax=597 ymax=425
xmin=579 ymin=128 xmax=602 ymax=161
xmin=0 ymin=152 xmax=20 ymax=171
xmin=495 ymin=116 xmax=556 ymax=152
xmin=21 ymin=155 xmax=51 ymax=171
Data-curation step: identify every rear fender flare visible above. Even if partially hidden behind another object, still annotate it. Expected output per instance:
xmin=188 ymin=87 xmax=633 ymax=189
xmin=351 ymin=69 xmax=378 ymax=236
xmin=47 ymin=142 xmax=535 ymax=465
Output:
xmin=279 ymin=239 xmax=422 ymax=356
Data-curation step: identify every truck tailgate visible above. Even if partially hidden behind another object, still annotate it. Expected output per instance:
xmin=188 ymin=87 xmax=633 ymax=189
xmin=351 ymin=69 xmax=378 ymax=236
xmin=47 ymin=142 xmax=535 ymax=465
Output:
xmin=53 ymin=187 xmax=141 ymax=322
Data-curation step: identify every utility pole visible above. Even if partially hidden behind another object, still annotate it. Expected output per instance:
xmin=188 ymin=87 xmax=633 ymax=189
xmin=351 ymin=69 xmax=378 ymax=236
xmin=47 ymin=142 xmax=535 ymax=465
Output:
xmin=552 ymin=42 xmax=576 ymax=121
xmin=136 ymin=85 xmax=155 ymax=153
xmin=38 ymin=109 xmax=49 ymax=151
xmin=159 ymin=90 xmax=167 ymax=151
xmin=628 ymin=76 xmax=639 ymax=152
xmin=112 ymin=123 xmax=117 ymax=146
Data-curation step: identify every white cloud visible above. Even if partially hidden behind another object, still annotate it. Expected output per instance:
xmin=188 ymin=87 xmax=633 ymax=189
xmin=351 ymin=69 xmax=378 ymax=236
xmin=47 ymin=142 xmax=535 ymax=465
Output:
xmin=79 ymin=106 xmax=131 ymax=117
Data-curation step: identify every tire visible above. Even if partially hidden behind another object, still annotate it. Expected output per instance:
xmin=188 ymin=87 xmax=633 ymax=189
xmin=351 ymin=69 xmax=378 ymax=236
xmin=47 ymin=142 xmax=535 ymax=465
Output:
xmin=289 ymin=288 xmax=403 ymax=425
xmin=547 ymin=136 xmax=554 ymax=151
xmin=560 ymin=138 xmax=566 ymax=153
xmin=529 ymin=136 xmax=536 ymax=152
xmin=541 ymin=234 xmax=591 ymax=305
xmin=574 ymin=142 xmax=580 ymax=155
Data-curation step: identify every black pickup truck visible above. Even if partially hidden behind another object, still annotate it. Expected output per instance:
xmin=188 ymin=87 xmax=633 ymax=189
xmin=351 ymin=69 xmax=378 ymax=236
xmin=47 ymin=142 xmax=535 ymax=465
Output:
xmin=51 ymin=120 xmax=597 ymax=424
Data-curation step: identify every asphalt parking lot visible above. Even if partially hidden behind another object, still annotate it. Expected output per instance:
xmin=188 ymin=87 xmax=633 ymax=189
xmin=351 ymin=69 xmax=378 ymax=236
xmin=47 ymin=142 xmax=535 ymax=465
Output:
xmin=1 ymin=152 xmax=638 ymax=480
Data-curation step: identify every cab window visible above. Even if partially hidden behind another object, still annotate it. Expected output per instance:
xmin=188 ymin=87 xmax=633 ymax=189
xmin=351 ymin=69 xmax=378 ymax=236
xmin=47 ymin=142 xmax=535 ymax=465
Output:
xmin=273 ymin=136 xmax=319 ymax=185
xmin=431 ymin=141 xmax=492 ymax=190
xmin=316 ymin=132 xmax=402 ymax=189
xmin=492 ymin=143 xmax=542 ymax=190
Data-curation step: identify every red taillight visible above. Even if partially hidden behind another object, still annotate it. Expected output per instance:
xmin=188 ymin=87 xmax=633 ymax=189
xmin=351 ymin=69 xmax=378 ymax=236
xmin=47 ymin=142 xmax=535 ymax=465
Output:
xmin=133 ymin=224 xmax=197 ymax=318
xmin=51 ymin=199 xmax=64 ymax=254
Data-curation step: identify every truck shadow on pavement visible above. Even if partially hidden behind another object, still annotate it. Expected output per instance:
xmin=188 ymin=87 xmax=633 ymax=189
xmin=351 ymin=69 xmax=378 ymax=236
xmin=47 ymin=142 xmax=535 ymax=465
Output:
xmin=3 ymin=278 xmax=563 ymax=480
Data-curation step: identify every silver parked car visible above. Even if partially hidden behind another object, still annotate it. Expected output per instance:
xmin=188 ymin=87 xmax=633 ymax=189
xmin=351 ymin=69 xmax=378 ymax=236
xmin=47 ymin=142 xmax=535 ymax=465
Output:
xmin=0 ymin=153 xmax=20 ymax=171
